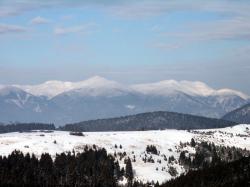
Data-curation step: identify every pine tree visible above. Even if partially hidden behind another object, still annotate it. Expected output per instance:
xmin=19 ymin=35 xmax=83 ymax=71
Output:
xmin=125 ymin=157 xmax=134 ymax=186
xmin=191 ymin=138 xmax=196 ymax=147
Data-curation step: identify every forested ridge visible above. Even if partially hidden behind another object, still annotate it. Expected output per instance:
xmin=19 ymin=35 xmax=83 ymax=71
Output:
xmin=60 ymin=111 xmax=236 ymax=132
xmin=0 ymin=111 xmax=237 ymax=134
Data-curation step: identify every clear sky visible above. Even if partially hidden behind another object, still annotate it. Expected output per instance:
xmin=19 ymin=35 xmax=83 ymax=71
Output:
xmin=0 ymin=0 xmax=250 ymax=94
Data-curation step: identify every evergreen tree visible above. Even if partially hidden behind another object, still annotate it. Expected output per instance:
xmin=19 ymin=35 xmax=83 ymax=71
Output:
xmin=191 ymin=138 xmax=196 ymax=147
xmin=125 ymin=157 xmax=134 ymax=186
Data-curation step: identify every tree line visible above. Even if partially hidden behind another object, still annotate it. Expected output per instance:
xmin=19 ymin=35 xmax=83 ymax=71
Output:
xmin=0 ymin=146 xmax=134 ymax=187
xmin=0 ymin=123 xmax=55 ymax=133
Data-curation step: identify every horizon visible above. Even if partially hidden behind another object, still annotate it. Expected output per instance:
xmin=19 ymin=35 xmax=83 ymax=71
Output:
xmin=0 ymin=0 xmax=250 ymax=95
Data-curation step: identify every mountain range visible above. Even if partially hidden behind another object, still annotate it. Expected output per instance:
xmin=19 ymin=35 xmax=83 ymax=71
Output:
xmin=0 ymin=76 xmax=249 ymax=125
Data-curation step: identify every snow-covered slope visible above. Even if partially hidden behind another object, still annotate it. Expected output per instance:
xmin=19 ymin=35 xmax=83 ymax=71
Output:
xmin=0 ymin=124 xmax=250 ymax=183
xmin=194 ymin=124 xmax=250 ymax=149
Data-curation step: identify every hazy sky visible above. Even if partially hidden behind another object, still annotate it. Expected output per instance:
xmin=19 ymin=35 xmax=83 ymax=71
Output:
xmin=0 ymin=0 xmax=250 ymax=94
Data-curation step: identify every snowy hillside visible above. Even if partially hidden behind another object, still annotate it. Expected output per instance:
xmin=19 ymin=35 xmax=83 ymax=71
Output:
xmin=193 ymin=124 xmax=250 ymax=149
xmin=0 ymin=124 xmax=250 ymax=183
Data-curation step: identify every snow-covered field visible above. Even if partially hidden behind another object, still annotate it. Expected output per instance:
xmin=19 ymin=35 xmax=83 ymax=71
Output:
xmin=194 ymin=124 xmax=250 ymax=149
xmin=0 ymin=124 xmax=250 ymax=183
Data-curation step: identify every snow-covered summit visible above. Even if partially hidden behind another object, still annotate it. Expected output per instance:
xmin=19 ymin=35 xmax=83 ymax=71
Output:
xmin=131 ymin=80 xmax=249 ymax=99
xmin=59 ymin=76 xmax=131 ymax=97
xmin=15 ymin=76 xmax=128 ymax=98
xmin=10 ymin=76 xmax=249 ymax=99
xmin=214 ymin=89 xmax=249 ymax=100
xmin=131 ymin=80 xmax=213 ymax=96
xmin=15 ymin=80 xmax=75 ymax=98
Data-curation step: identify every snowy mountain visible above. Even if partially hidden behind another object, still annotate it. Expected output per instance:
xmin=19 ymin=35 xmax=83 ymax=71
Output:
xmin=222 ymin=103 xmax=250 ymax=124
xmin=131 ymin=80 xmax=249 ymax=117
xmin=0 ymin=124 xmax=250 ymax=183
xmin=0 ymin=76 xmax=249 ymax=125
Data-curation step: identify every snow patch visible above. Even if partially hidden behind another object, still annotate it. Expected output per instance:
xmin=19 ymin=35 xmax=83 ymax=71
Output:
xmin=34 ymin=104 xmax=42 ymax=113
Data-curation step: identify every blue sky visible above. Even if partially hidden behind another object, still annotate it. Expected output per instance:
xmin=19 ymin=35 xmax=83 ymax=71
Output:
xmin=0 ymin=0 xmax=250 ymax=94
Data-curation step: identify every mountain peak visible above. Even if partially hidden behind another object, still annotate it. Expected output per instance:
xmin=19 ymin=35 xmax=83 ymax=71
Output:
xmin=84 ymin=76 xmax=116 ymax=85
xmin=43 ymin=80 xmax=65 ymax=85
xmin=131 ymin=79 xmax=215 ymax=97
xmin=215 ymin=89 xmax=249 ymax=100
xmin=63 ymin=76 xmax=128 ymax=97
xmin=86 ymin=75 xmax=108 ymax=81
